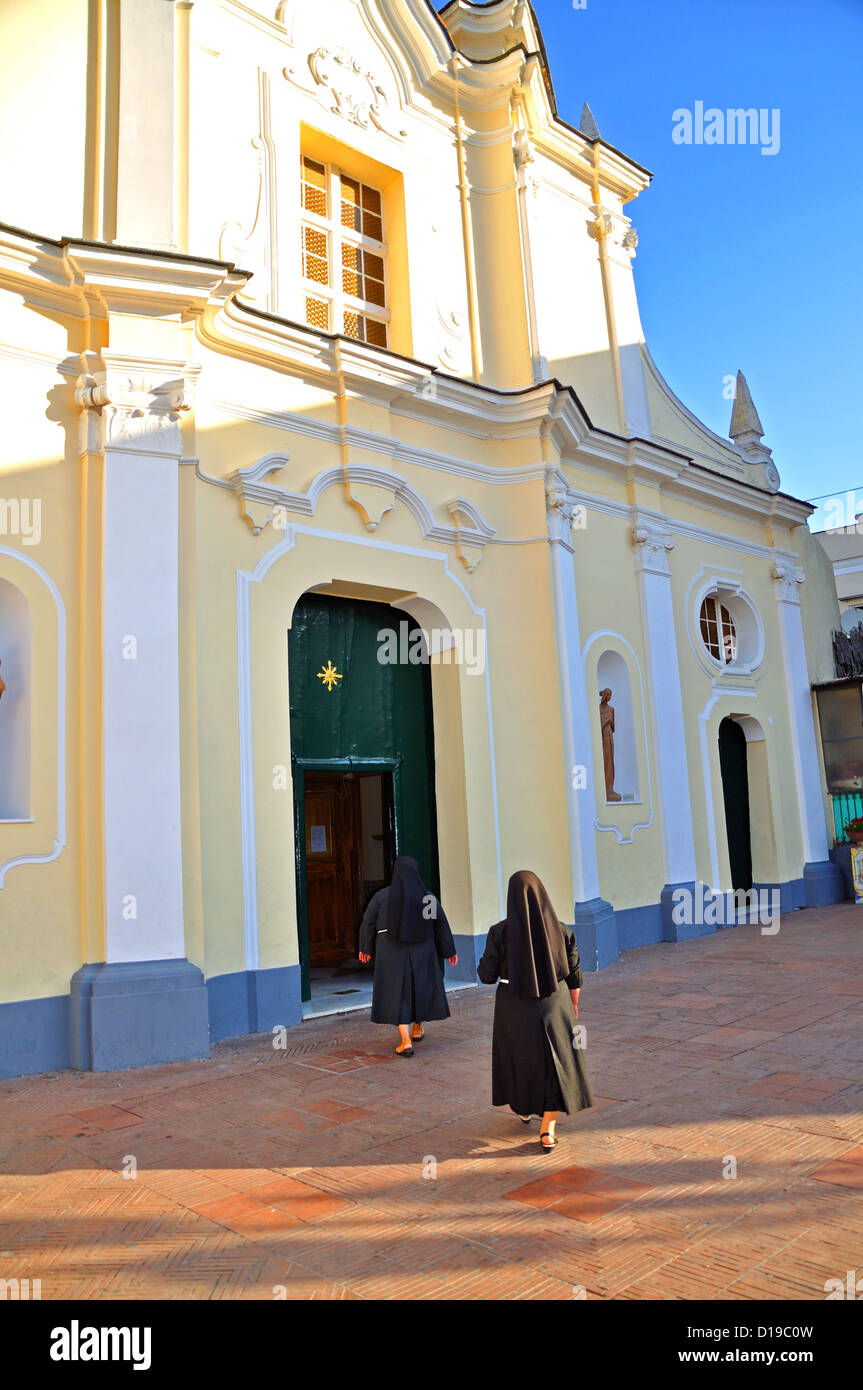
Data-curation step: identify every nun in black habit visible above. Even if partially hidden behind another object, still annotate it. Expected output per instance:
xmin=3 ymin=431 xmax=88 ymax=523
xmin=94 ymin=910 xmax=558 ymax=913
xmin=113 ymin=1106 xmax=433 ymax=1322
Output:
xmin=477 ymin=870 xmax=593 ymax=1151
xmin=358 ymin=857 xmax=458 ymax=1055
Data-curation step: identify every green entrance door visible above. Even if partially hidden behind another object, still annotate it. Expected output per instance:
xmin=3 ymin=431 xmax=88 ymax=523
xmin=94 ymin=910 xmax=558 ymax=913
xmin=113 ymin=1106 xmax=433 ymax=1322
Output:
xmin=289 ymin=594 xmax=440 ymax=1001
xmin=718 ymin=717 xmax=753 ymax=894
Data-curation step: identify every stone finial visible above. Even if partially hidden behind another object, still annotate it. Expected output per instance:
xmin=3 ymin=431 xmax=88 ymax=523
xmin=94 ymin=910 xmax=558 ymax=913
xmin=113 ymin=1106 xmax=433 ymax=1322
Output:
xmin=729 ymin=370 xmax=764 ymax=443
xmin=728 ymin=370 xmax=779 ymax=489
xmin=579 ymin=102 xmax=601 ymax=141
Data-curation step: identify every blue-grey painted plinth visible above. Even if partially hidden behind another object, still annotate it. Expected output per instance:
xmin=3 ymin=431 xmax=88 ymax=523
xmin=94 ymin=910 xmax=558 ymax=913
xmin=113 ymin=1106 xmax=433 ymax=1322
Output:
xmin=69 ymin=962 xmax=102 ymax=1071
xmin=207 ymin=965 xmax=302 ymax=1043
xmin=0 ymin=993 xmax=69 ymax=1079
xmin=616 ymin=901 xmax=663 ymax=951
xmin=804 ymin=859 xmax=847 ymax=907
xmin=451 ymin=932 xmax=484 ymax=983
xmin=829 ymin=846 xmax=854 ymax=904
xmin=754 ymin=878 xmax=806 ymax=915
xmin=573 ymin=897 xmax=617 ymax=971
xmin=70 ymin=959 xmax=210 ymax=1072
xmin=660 ymin=881 xmax=718 ymax=941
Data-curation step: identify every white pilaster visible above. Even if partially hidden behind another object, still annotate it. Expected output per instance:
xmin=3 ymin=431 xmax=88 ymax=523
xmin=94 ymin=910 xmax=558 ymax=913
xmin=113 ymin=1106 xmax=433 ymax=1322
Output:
xmin=546 ymin=471 xmax=601 ymax=903
xmin=115 ymin=0 xmax=176 ymax=248
xmin=772 ymin=559 xmax=830 ymax=863
xmin=80 ymin=360 xmax=191 ymax=963
xmin=632 ymin=512 xmax=697 ymax=884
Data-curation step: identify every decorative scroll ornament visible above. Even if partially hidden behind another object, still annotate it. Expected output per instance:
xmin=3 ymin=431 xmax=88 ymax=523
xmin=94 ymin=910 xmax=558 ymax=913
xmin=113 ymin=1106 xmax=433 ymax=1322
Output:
xmin=771 ymin=559 xmax=805 ymax=603
xmin=218 ymin=137 xmax=271 ymax=309
xmin=222 ymin=456 xmax=495 ymax=569
xmin=437 ymin=306 xmax=467 ymax=370
xmin=445 ymin=498 xmax=486 ymax=574
xmin=622 ymin=227 xmax=639 ymax=257
xmin=283 ymin=46 xmax=406 ymax=139
xmin=74 ymin=371 xmax=191 ymax=455
xmin=513 ymin=128 xmax=536 ymax=183
xmin=587 ymin=203 xmax=613 ymax=242
xmin=545 ymin=477 xmax=582 ymax=545
xmin=632 ymin=518 xmax=676 ymax=575
xmin=104 ymin=379 xmax=191 ymax=450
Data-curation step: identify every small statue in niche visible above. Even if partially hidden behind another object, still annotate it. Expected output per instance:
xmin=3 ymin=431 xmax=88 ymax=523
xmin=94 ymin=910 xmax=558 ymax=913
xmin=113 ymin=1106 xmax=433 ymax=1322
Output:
xmin=599 ymin=687 xmax=621 ymax=802
xmin=0 ymin=659 xmax=5 ymax=702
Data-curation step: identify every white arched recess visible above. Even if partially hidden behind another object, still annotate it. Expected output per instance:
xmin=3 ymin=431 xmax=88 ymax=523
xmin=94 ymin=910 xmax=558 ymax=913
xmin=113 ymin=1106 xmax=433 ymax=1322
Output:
xmin=582 ymin=632 xmax=653 ymax=845
xmin=236 ymin=524 xmax=503 ymax=978
xmin=0 ymin=547 xmax=66 ymax=887
xmin=698 ymin=693 xmax=784 ymax=892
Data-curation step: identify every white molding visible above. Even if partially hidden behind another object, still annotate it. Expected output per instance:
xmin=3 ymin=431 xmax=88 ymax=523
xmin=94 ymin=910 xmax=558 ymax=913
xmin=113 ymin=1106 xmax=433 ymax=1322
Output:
xmin=582 ymin=631 xmax=654 ymax=845
xmin=698 ymin=688 xmax=763 ymax=892
xmin=773 ymin=577 xmax=829 ymax=864
xmin=193 ymin=400 xmax=808 ymax=564
xmin=546 ymin=476 xmax=602 ymax=903
xmin=684 ymin=566 xmax=767 ymax=682
xmin=634 ymin=530 xmax=697 ymax=885
xmin=225 ymin=455 xmax=496 ymax=553
xmin=194 ymin=383 xmax=810 ymax=540
xmin=0 ymin=547 xmax=66 ymax=889
xmin=236 ymin=524 xmax=504 ymax=969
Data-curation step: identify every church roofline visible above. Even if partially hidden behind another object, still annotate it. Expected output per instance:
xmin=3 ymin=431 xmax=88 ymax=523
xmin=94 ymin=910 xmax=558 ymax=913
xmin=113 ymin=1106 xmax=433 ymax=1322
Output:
xmin=0 ymin=219 xmax=811 ymax=525
xmin=435 ymin=0 xmax=652 ymax=179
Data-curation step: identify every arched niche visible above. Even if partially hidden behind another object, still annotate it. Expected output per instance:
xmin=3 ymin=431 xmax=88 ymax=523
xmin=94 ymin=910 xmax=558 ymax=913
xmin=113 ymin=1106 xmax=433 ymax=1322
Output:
xmin=0 ymin=577 xmax=31 ymax=820
xmin=597 ymin=648 xmax=639 ymax=803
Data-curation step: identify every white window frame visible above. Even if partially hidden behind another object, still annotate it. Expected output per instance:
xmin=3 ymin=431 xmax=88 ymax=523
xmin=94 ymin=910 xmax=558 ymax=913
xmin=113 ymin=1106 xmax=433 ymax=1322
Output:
xmin=300 ymin=158 xmax=390 ymax=345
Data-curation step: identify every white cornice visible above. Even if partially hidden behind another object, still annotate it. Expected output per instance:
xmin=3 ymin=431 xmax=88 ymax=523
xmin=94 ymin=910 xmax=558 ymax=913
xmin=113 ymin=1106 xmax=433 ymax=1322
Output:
xmin=0 ymin=223 xmax=810 ymax=537
xmin=0 ymin=224 xmax=248 ymax=323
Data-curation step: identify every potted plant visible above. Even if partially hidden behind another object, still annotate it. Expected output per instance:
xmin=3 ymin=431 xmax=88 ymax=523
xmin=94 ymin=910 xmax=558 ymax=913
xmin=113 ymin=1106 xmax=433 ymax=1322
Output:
xmin=845 ymin=816 xmax=863 ymax=845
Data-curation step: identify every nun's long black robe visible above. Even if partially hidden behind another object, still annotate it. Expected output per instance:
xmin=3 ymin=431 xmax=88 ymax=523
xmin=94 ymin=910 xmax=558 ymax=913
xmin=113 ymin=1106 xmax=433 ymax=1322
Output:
xmin=477 ymin=919 xmax=594 ymax=1116
xmin=359 ymin=886 xmax=456 ymax=1025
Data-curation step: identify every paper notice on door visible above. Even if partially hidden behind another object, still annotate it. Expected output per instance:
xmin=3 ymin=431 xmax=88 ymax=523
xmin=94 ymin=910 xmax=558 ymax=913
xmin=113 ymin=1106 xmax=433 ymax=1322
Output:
xmin=310 ymin=825 xmax=327 ymax=854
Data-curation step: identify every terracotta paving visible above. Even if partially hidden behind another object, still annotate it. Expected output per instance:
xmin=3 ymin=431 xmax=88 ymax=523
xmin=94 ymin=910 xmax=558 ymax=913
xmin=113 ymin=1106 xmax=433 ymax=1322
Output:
xmin=2 ymin=901 xmax=863 ymax=1299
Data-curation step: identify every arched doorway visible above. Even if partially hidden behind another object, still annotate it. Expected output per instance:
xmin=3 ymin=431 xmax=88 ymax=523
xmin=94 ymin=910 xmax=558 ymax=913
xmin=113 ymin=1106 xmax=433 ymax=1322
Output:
xmin=718 ymin=717 xmax=753 ymax=892
xmin=289 ymin=592 xmax=439 ymax=1008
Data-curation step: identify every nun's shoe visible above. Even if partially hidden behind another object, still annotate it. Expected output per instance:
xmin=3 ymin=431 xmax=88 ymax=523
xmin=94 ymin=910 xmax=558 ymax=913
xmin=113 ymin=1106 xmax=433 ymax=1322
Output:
xmin=411 ymin=1029 xmax=425 ymax=1041
xmin=395 ymin=1044 xmax=415 ymax=1057
xmin=539 ymin=1132 xmax=557 ymax=1151
xmin=519 ymin=1115 xmax=534 ymax=1124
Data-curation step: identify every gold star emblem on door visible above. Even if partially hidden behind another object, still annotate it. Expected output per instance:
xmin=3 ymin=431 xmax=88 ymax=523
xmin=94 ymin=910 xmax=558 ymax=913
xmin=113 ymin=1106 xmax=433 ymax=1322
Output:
xmin=317 ymin=660 xmax=343 ymax=692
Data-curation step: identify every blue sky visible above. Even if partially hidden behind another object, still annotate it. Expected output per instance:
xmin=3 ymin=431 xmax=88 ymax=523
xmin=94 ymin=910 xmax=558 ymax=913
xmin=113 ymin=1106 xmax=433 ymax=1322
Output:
xmin=529 ymin=0 xmax=862 ymax=521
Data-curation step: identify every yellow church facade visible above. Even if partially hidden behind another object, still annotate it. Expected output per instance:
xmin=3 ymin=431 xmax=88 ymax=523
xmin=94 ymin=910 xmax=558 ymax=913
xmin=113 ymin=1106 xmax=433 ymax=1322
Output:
xmin=0 ymin=0 xmax=844 ymax=1076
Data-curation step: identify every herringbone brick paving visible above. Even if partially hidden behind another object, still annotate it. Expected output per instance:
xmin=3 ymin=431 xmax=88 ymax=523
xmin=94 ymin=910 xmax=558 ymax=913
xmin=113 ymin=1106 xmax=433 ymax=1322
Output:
xmin=2 ymin=903 xmax=863 ymax=1299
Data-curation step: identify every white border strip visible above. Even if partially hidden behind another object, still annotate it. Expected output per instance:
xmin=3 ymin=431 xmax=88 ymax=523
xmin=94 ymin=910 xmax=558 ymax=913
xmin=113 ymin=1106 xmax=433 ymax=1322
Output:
xmin=582 ymin=630 xmax=655 ymax=844
xmin=0 ymin=547 xmax=66 ymax=888
xmin=236 ymin=524 xmax=504 ymax=968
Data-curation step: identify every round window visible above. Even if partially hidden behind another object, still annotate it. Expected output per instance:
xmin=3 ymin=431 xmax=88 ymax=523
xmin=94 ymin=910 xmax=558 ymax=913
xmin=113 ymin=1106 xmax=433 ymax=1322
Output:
xmin=699 ymin=595 xmax=737 ymax=665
